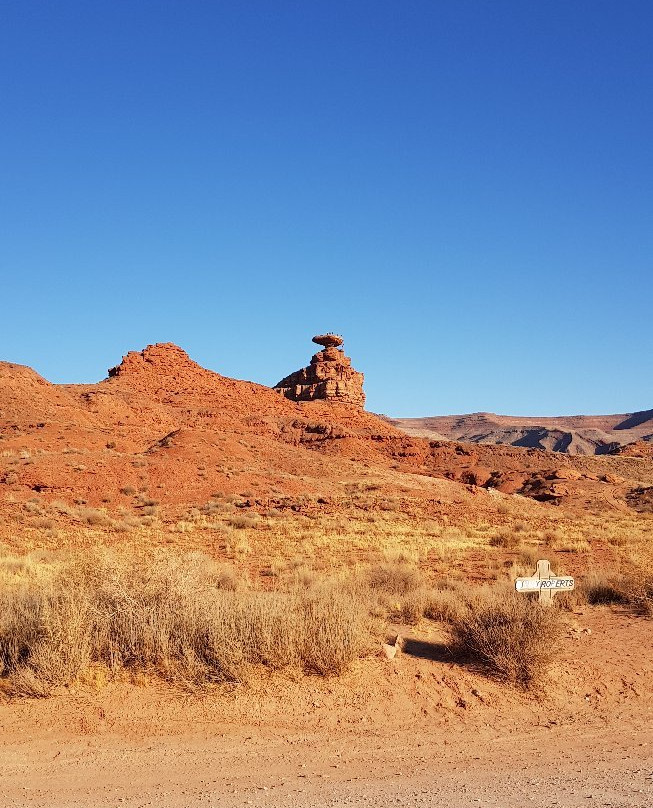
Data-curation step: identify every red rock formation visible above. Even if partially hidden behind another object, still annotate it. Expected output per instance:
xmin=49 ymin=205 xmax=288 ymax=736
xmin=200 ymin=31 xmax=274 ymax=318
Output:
xmin=2 ymin=342 xmax=649 ymax=517
xmin=107 ymin=343 xmax=195 ymax=379
xmin=312 ymin=334 xmax=344 ymax=349
xmin=275 ymin=334 xmax=365 ymax=408
xmin=391 ymin=410 xmax=653 ymax=456
xmin=613 ymin=440 xmax=653 ymax=458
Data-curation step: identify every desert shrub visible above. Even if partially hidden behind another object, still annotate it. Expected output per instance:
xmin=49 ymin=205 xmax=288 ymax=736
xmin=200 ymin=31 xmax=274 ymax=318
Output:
xmin=632 ymin=582 xmax=653 ymax=616
xmin=580 ymin=571 xmax=628 ymax=605
xmin=201 ymin=501 xmax=221 ymax=515
xmin=543 ymin=530 xmax=591 ymax=553
xmin=449 ymin=592 xmax=563 ymax=687
xmin=0 ymin=567 xmax=95 ymax=696
xmin=282 ymin=563 xmax=317 ymax=589
xmin=553 ymin=538 xmax=591 ymax=553
xmin=0 ymin=550 xmax=367 ymax=696
xmin=606 ymin=534 xmax=628 ymax=548
xmin=623 ymin=568 xmax=653 ymax=617
xmin=518 ymin=546 xmax=542 ymax=567
xmin=298 ymin=582 xmax=367 ymax=675
xmin=576 ymin=563 xmax=653 ymax=616
xmin=228 ymin=514 xmax=258 ymax=530
xmin=111 ymin=520 xmax=134 ymax=533
xmin=488 ymin=531 xmax=521 ymax=550
xmin=207 ymin=522 xmax=233 ymax=536
xmin=172 ymin=520 xmax=196 ymax=534
xmin=366 ymin=561 xmax=422 ymax=596
xmin=365 ymin=563 xmax=468 ymax=625
xmin=76 ymin=507 xmax=113 ymax=527
xmin=24 ymin=500 xmax=44 ymax=515
xmin=392 ymin=589 xmax=428 ymax=625
xmin=232 ymin=536 xmax=251 ymax=556
xmin=422 ymin=587 xmax=465 ymax=623
xmin=50 ymin=500 xmax=73 ymax=515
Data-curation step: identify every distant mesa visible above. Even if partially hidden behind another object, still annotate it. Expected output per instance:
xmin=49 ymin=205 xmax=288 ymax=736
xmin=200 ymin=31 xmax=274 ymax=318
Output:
xmin=390 ymin=409 xmax=653 ymax=456
xmin=274 ymin=334 xmax=365 ymax=408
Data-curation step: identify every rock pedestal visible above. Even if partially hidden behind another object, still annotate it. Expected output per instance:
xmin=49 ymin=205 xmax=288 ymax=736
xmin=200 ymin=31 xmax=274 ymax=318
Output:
xmin=274 ymin=334 xmax=365 ymax=408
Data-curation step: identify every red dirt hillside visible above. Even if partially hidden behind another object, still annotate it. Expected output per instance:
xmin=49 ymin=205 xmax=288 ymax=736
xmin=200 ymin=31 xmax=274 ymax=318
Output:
xmin=1 ymin=343 xmax=651 ymax=518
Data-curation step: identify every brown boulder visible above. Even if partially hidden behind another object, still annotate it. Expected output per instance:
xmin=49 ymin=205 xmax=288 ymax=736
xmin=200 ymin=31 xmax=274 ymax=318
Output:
xmin=614 ymin=440 xmax=653 ymax=458
xmin=548 ymin=467 xmax=582 ymax=481
xmin=312 ymin=334 xmax=344 ymax=349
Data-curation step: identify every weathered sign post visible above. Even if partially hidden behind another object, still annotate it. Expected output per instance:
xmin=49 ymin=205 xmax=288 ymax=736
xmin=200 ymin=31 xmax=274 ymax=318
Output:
xmin=515 ymin=559 xmax=574 ymax=605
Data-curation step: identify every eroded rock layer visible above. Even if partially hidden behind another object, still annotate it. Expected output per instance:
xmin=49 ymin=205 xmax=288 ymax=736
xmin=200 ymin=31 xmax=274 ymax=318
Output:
xmin=274 ymin=334 xmax=365 ymax=408
xmin=391 ymin=410 xmax=653 ymax=456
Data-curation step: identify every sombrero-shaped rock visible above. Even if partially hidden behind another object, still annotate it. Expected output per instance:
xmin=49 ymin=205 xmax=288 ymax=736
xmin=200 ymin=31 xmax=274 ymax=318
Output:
xmin=312 ymin=334 xmax=344 ymax=349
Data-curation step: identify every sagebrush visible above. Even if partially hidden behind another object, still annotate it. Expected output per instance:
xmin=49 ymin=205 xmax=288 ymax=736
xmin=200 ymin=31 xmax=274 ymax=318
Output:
xmin=0 ymin=550 xmax=367 ymax=696
xmin=449 ymin=592 xmax=563 ymax=687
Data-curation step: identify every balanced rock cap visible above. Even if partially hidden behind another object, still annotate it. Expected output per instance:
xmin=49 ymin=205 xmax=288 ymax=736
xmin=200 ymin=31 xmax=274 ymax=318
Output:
xmin=312 ymin=334 xmax=344 ymax=349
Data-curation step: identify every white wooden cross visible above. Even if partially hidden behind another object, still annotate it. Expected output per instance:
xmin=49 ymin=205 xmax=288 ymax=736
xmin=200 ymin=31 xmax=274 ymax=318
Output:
xmin=515 ymin=559 xmax=575 ymax=605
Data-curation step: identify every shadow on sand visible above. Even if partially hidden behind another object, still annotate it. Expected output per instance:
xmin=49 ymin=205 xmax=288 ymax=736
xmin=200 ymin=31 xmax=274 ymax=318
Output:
xmin=399 ymin=637 xmax=468 ymax=664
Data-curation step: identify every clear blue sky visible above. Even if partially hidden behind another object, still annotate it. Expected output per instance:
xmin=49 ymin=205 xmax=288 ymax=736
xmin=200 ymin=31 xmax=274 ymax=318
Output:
xmin=1 ymin=1 xmax=651 ymax=417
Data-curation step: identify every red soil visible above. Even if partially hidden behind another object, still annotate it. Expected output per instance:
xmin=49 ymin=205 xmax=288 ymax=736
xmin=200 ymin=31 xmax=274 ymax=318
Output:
xmin=1 ymin=343 xmax=651 ymax=517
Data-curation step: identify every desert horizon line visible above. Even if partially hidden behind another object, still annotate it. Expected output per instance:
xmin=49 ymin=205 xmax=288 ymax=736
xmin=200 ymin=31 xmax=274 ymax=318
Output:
xmin=2 ymin=338 xmax=650 ymax=422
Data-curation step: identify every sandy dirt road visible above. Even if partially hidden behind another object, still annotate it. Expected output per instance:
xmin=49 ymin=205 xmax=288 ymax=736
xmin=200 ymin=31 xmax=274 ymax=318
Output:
xmin=2 ymin=608 xmax=652 ymax=807
xmin=2 ymin=706 xmax=652 ymax=807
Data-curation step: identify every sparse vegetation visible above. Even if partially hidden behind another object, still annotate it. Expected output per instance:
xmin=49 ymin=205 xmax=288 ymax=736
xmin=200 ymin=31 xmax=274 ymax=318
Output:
xmin=77 ymin=506 xmax=113 ymax=527
xmin=0 ymin=550 xmax=368 ymax=697
xmin=228 ymin=514 xmax=259 ymax=530
xmin=366 ymin=558 xmax=423 ymax=596
xmin=2 ymin=481 xmax=653 ymax=701
xmin=616 ymin=563 xmax=653 ymax=616
xmin=581 ymin=571 xmax=628 ymax=605
xmin=422 ymin=584 xmax=466 ymax=623
xmin=489 ymin=530 xmax=521 ymax=550
xmin=449 ymin=592 xmax=563 ymax=687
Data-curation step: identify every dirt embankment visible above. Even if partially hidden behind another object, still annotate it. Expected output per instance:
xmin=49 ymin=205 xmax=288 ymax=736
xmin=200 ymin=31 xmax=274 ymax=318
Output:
xmin=1 ymin=607 xmax=652 ymax=807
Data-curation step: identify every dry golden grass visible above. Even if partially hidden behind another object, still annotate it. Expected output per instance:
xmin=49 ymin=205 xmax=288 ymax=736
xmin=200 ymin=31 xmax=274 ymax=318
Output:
xmin=488 ymin=530 xmax=521 ymax=550
xmin=6 ymin=488 xmax=652 ymax=581
xmin=0 ymin=549 xmax=368 ymax=697
xmin=366 ymin=558 xmax=423 ymax=596
xmin=2 ymin=490 xmax=653 ymax=698
xmin=422 ymin=583 xmax=468 ymax=623
xmin=609 ymin=561 xmax=653 ymax=616
xmin=580 ymin=570 xmax=628 ymax=605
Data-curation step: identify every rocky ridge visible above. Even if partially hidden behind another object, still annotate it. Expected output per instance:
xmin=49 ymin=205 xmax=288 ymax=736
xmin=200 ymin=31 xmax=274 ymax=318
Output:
xmin=1 ymin=342 xmax=651 ymax=516
xmin=391 ymin=410 xmax=653 ymax=456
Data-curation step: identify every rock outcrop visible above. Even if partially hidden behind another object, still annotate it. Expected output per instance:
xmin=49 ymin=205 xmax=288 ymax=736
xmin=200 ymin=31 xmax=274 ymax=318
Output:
xmin=108 ymin=343 xmax=201 ymax=379
xmin=274 ymin=334 xmax=365 ymax=408
xmin=613 ymin=440 xmax=653 ymax=458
